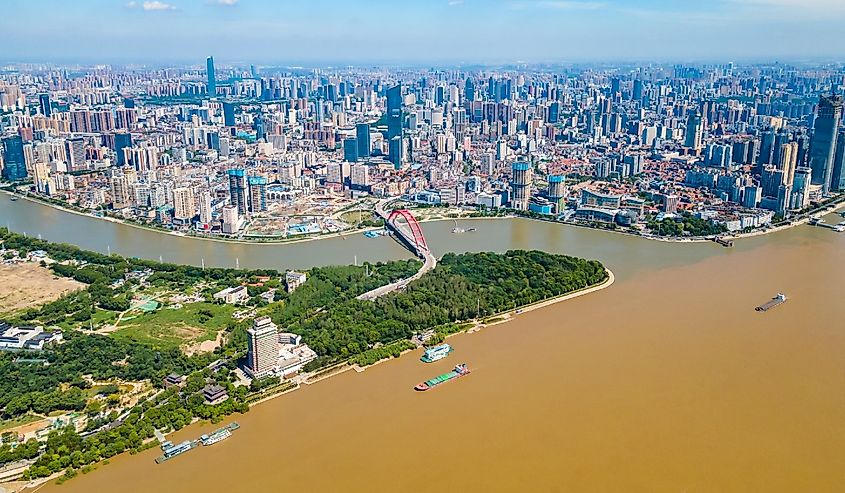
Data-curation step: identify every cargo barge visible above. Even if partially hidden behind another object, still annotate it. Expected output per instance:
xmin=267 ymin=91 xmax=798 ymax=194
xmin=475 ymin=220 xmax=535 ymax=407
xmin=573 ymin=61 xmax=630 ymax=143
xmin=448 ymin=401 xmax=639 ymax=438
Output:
xmin=415 ymin=364 xmax=470 ymax=391
xmin=756 ymin=293 xmax=787 ymax=312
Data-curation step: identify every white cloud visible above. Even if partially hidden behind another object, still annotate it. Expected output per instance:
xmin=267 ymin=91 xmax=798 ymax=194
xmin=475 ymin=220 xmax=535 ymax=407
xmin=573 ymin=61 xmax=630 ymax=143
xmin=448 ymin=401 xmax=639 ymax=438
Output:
xmin=508 ymin=1 xmax=604 ymax=10
xmin=141 ymin=1 xmax=177 ymax=11
xmin=212 ymin=0 xmax=239 ymax=5
xmin=448 ymin=0 xmax=464 ymax=6
xmin=727 ymin=0 xmax=844 ymax=6
xmin=125 ymin=1 xmax=137 ymax=7
xmin=723 ymin=0 xmax=845 ymax=16
xmin=539 ymin=1 xmax=604 ymax=9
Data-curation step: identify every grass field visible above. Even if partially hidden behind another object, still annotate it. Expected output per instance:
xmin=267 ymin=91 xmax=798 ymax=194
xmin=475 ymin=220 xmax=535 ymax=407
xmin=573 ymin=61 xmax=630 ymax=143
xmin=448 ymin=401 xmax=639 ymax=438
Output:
xmin=339 ymin=210 xmax=374 ymax=225
xmin=0 ymin=413 xmax=43 ymax=432
xmin=111 ymin=302 xmax=235 ymax=349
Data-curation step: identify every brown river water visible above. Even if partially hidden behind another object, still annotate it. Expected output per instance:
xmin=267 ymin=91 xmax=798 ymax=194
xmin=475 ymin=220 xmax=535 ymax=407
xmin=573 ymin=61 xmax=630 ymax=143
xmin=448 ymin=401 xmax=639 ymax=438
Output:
xmin=2 ymin=197 xmax=843 ymax=492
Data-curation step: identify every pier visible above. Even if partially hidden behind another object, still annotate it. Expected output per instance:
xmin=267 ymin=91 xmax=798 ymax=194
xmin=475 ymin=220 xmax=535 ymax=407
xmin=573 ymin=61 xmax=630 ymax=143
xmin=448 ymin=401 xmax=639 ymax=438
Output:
xmin=154 ymin=422 xmax=239 ymax=464
xmin=810 ymin=219 xmax=845 ymax=232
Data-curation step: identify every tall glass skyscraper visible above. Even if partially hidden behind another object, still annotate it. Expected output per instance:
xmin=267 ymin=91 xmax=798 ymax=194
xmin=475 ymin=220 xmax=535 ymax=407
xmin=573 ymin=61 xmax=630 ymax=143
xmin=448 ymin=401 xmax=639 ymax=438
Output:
xmin=465 ymin=78 xmax=475 ymax=102
xmin=206 ymin=56 xmax=217 ymax=96
xmin=388 ymin=136 xmax=403 ymax=170
xmin=114 ymin=132 xmax=133 ymax=166
xmin=386 ymin=84 xmax=402 ymax=139
xmin=1 ymin=135 xmax=27 ymax=181
xmin=386 ymin=84 xmax=403 ymax=168
xmin=356 ymin=122 xmax=371 ymax=158
xmin=684 ymin=111 xmax=703 ymax=151
xmin=809 ymin=94 xmax=843 ymax=194
xmin=831 ymin=128 xmax=845 ymax=192
xmin=343 ymin=138 xmax=358 ymax=163
xmin=253 ymin=114 xmax=266 ymax=141
xmin=632 ymin=79 xmax=644 ymax=102
xmin=223 ymin=101 xmax=237 ymax=127
xmin=548 ymin=102 xmax=560 ymax=124
xmin=39 ymin=93 xmax=52 ymax=117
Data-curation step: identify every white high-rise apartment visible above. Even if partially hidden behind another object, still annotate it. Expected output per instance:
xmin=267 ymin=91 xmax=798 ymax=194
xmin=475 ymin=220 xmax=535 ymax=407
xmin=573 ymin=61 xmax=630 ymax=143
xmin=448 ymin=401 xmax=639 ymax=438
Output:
xmin=245 ymin=317 xmax=279 ymax=379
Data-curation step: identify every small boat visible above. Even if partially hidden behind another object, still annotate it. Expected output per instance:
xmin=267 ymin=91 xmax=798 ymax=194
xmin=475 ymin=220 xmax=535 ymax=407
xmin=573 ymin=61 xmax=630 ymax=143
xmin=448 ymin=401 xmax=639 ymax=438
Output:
xmin=415 ymin=363 xmax=470 ymax=391
xmin=451 ymin=219 xmax=465 ymax=234
xmin=420 ymin=343 xmax=452 ymax=363
xmin=10 ymin=196 xmax=18 ymax=201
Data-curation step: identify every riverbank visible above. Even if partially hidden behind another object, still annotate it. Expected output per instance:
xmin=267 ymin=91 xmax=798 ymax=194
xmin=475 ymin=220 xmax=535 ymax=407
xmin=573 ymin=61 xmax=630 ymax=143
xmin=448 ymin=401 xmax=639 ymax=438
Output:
xmin=229 ymin=266 xmax=615 ymax=415
xmin=26 ymin=195 xmax=845 ymax=493
xmin=0 ymin=190 xmax=382 ymax=248
xmin=465 ymin=193 xmax=845 ymax=245
xmin=8 ymin=187 xmax=843 ymax=249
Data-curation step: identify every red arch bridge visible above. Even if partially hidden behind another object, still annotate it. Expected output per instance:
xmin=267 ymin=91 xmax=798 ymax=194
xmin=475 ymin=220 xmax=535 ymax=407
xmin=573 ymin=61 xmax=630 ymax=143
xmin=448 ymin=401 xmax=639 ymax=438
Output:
xmin=356 ymin=204 xmax=437 ymax=300
xmin=385 ymin=209 xmax=429 ymax=255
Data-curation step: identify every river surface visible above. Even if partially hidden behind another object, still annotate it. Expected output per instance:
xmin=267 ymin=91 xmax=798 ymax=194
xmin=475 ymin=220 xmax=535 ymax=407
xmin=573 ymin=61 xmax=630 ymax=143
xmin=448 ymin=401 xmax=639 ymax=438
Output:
xmin=3 ymin=196 xmax=845 ymax=492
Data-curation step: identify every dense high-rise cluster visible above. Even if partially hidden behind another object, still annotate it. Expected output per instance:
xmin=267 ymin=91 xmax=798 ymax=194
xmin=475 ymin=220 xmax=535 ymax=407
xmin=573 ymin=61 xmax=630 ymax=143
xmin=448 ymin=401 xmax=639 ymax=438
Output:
xmin=0 ymin=60 xmax=843 ymax=236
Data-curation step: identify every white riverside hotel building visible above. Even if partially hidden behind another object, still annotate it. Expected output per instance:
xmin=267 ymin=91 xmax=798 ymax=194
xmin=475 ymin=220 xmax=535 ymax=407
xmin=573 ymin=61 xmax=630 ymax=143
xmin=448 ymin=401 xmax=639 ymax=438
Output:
xmin=245 ymin=317 xmax=280 ymax=379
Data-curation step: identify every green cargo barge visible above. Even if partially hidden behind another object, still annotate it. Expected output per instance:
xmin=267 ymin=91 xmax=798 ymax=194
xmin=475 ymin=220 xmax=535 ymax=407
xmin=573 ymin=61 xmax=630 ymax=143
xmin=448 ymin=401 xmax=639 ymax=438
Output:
xmin=414 ymin=364 xmax=470 ymax=391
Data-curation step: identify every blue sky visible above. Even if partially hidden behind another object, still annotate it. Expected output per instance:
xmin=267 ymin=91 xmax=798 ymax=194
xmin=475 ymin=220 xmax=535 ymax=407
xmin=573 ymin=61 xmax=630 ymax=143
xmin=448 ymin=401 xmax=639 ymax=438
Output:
xmin=2 ymin=0 xmax=845 ymax=64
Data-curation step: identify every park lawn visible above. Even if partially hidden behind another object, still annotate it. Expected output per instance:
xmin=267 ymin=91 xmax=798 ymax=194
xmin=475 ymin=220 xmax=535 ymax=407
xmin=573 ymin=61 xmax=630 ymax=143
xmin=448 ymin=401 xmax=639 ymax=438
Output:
xmin=92 ymin=309 xmax=118 ymax=325
xmin=339 ymin=210 xmax=373 ymax=225
xmin=111 ymin=302 xmax=235 ymax=349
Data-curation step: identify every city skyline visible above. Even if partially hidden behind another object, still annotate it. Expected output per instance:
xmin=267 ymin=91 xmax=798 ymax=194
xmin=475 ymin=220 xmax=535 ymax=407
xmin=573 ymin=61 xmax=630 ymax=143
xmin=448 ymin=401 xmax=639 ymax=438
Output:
xmin=3 ymin=0 xmax=845 ymax=64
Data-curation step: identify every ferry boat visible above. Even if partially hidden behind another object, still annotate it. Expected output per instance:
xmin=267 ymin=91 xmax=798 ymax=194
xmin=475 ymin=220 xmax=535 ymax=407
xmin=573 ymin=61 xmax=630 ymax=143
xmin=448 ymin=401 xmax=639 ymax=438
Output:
xmin=420 ymin=343 xmax=452 ymax=363
xmin=201 ymin=422 xmax=240 ymax=446
xmin=200 ymin=428 xmax=231 ymax=446
xmin=155 ymin=422 xmax=239 ymax=463
xmin=414 ymin=363 xmax=470 ymax=391
xmin=155 ymin=440 xmax=196 ymax=464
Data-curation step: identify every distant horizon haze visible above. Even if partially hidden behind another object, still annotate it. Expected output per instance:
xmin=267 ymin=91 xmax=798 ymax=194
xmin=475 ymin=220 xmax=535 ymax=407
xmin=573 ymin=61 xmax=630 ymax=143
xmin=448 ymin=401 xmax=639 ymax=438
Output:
xmin=2 ymin=0 xmax=845 ymax=63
